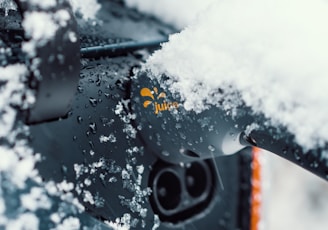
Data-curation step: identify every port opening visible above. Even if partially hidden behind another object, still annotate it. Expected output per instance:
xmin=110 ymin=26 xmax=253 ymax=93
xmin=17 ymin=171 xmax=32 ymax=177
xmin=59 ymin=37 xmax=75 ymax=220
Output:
xmin=155 ymin=170 xmax=182 ymax=211
xmin=149 ymin=160 xmax=216 ymax=224
xmin=185 ymin=162 xmax=209 ymax=198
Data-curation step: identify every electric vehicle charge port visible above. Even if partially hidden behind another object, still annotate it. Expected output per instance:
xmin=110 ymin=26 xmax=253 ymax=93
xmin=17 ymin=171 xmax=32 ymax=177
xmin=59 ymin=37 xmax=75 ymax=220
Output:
xmin=149 ymin=160 xmax=215 ymax=223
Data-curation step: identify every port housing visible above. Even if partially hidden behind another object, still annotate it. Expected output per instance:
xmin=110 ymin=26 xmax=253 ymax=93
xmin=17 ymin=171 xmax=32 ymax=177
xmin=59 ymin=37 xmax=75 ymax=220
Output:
xmin=149 ymin=160 xmax=216 ymax=223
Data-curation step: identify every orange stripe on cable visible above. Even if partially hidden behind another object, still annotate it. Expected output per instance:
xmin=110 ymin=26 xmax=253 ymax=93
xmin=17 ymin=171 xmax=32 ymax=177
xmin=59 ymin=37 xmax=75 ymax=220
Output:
xmin=250 ymin=147 xmax=262 ymax=230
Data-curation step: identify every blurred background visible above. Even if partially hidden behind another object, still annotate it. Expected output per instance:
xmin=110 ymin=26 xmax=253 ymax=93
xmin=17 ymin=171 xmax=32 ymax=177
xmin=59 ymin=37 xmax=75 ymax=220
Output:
xmin=261 ymin=151 xmax=328 ymax=230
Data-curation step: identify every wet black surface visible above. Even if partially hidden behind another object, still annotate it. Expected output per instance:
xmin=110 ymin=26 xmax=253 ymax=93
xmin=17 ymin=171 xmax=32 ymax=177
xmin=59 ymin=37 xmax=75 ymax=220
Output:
xmin=30 ymin=53 xmax=252 ymax=229
xmin=2 ymin=1 xmax=254 ymax=229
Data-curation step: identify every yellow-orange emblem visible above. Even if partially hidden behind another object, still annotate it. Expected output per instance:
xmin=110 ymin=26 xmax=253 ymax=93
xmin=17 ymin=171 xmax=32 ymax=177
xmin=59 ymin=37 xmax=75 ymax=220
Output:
xmin=140 ymin=87 xmax=179 ymax=114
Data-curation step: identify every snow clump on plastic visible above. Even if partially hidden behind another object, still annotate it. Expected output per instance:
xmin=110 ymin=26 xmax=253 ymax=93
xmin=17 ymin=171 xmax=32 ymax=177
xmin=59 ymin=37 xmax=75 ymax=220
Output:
xmin=69 ymin=0 xmax=100 ymax=20
xmin=145 ymin=0 xmax=328 ymax=150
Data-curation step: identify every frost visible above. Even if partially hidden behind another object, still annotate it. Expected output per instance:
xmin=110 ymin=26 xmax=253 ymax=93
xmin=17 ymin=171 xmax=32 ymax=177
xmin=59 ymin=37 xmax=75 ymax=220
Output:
xmin=54 ymin=9 xmax=71 ymax=27
xmin=55 ymin=217 xmax=80 ymax=230
xmin=94 ymin=193 xmax=105 ymax=208
xmin=112 ymin=212 xmax=143 ymax=228
xmin=245 ymin=123 xmax=260 ymax=136
xmin=6 ymin=213 xmax=39 ymax=230
xmin=50 ymin=213 xmax=61 ymax=224
xmin=22 ymin=12 xmax=58 ymax=43
xmin=105 ymin=219 xmax=130 ymax=230
xmin=21 ymin=6 xmax=72 ymax=58
xmin=0 ymin=146 xmax=19 ymax=172
xmin=115 ymin=102 xmax=124 ymax=115
xmin=146 ymin=0 xmax=328 ymax=149
xmin=74 ymin=163 xmax=86 ymax=179
xmin=57 ymin=180 xmax=74 ymax=193
xmin=20 ymin=187 xmax=52 ymax=211
xmin=119 ymin=163 xmax=152 ymax=221
xmin=152 ymin=215 xmax=160 ymax=230
xmin=99 ymin=134 xmax=117 ymax=143
xmin=115 ymin=100 xmax=137 ymax=139
xmin=109 ymin=177 xmax=117 ymax=183
xmin=84 ymin=178 xmax=92 ymax=186
xmin=0 ymin=65 xmax=29 ymax=138
xmin=136 ymin=165 xmax=144 ymax=175
xmin=123 ymin=124 xmax=137 ymax=139
xmin=121 ymin=169 xmax=130 ymax=180
xmin=68 ymin=31 xmax=78 ymax=43
xmin=83 ymin=190 xmax=95 ymax=205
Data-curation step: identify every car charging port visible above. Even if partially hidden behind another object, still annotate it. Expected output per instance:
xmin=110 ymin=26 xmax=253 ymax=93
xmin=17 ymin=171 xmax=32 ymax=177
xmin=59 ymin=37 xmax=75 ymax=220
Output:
xmin=149 ymin=160 xmax=216 ymax=224
xmin=185 ymin=162 xmax=210 ymax=199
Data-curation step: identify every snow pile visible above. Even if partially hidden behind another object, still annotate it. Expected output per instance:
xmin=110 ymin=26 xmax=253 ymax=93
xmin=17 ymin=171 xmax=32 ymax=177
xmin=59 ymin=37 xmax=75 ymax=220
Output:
xmin=124 ymin=0 xmax=216 ymax=29
xmin=69 ymin=0 xmax=100 ymax=20
xmin=22 ymin=5 xmax=73 ymax=58
xmin=145 ymin=0 xmax=328 ymax=149
xmin=22 ymin=12 xmax=60 ymax=44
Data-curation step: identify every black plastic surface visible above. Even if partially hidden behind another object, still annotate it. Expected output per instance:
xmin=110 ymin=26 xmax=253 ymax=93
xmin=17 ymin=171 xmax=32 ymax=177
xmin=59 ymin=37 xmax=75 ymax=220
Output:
xmin=30 ymin=54 xmax=253 ymax=229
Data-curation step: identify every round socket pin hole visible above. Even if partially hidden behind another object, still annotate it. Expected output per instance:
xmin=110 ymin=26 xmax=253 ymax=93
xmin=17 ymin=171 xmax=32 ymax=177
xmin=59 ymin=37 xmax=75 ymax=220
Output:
xmin=156 ymin=170 xmax=182 ymax=210
xmin=185 ymin=162 xmax=208 ymax=198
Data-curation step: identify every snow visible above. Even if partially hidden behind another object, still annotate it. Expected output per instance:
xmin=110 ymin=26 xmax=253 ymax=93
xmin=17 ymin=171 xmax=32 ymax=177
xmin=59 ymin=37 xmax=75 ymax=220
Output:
xmin=145 ymin=0 xmax=328 ymax=150
xmin=54 ymin=9 xmax=71 ymax=27
xmin=55 ymin=217 xmax=80 ymax=230
xmin=127 ymin=0 xmax=328 ymax=229
xmin=105 ymin=219 xmax=130 ymax=230
xmin=0 ymin=0 xmax=16 ymax=12
xmin=99 ymin=134 xmax=117 ymax=143
xmin=0 ymin=62 xmax=83 ymax=227
xmin=69 ymin=0 xmax=100 ymax=20
xmin=6 ymin=213 xmax=39 ymax=230
xmin=57 ymin=180 xmax=75 ymax=193
xmin=28 ymin=0 xmax=57 ymax=9
xmin=0 ymin=65 xmax=28 ymax=137
xmin=0 ymin=2 xmax=86 ymax=229
xmin=152 ymin=215 xmax=160 ymax=230
xmin=21 ymin=8 xmax=74 ymax=58
xmin=1 ymin=0 xmax=328 ymax=229
xmin=124 ymin=0 xmax=216 ymax=29
xmin=20 ymin=188 xmax=52 ymax=211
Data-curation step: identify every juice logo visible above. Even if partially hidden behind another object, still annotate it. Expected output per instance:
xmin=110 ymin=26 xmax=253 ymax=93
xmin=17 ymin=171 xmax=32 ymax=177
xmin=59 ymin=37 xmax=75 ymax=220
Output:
xmin=140 ymin=87 xmax=179 ymax=114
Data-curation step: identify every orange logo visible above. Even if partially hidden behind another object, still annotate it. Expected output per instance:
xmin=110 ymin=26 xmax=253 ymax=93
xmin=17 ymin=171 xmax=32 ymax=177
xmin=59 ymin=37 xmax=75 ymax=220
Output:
xmin=140 ymin=87 xmax=179 ymax=114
